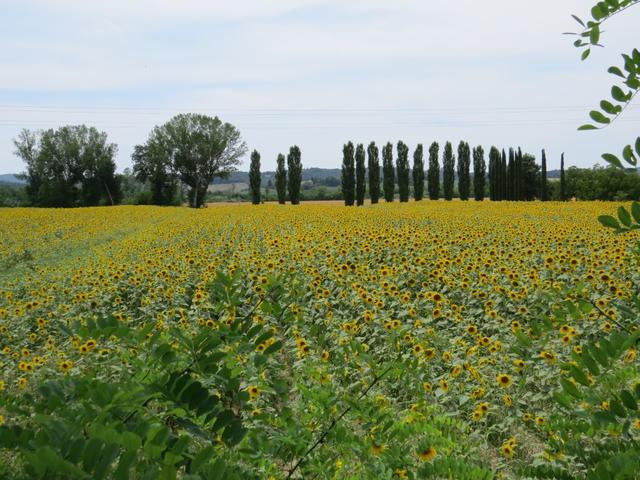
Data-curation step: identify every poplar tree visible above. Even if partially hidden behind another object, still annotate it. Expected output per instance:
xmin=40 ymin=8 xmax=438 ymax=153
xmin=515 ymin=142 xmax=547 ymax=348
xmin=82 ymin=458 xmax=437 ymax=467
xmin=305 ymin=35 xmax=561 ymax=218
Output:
xmin=341 ymin=141 xmax=355 ymax=206
xmin=355 ymin=143 xmax=366 ymax=206
xmin=473 ymin=145 xmax=486 ymax=201
xmin=368 ymin=142 xmax=380 ymax=204
xmin=275 ymin=153 xmax=287 ymax=204
xmin=457 ymin=141 xmax=471 ymax=201
xmin=560 ymin=153 xmax=566 ymax=201
xmin=412 ymin=144 xmax=425 ymax=201
xmin=427 ymin=141 xmax=440 ymax=200
xmin=382 ymin=142 xmax=395 ymax=202
xmin=442 ymin=141 xmax=455 ymax=201
xmin=249 ymin=149 xmax=261 ymax=205
xmin=540 ymin=149 xmax=548 ymax=201
xmin=287 ymin=145 xmax=302 ymax=205
xmin=396 ymin=141 xmax=410 ymax=202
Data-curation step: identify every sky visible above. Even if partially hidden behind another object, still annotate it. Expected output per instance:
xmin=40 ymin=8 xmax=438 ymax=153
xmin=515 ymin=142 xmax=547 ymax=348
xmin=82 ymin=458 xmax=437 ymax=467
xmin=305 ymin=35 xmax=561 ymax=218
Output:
xmin=0 ymin=0 xmax=639 ymax=174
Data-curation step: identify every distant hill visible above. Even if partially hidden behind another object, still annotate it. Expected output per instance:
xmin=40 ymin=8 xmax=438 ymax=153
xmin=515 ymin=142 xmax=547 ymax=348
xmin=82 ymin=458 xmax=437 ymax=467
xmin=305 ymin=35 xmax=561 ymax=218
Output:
xmin=212 ymin=168 xmax=342 ymax=185
xmin=0 ymin=174 xmax=25 ymax=184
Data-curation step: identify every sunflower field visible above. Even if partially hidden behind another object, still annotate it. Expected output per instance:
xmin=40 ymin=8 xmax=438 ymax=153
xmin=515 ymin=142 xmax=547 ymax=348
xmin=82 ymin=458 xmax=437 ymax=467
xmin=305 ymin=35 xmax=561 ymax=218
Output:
xmin=0 ymin=201 xmax=638 ymax=479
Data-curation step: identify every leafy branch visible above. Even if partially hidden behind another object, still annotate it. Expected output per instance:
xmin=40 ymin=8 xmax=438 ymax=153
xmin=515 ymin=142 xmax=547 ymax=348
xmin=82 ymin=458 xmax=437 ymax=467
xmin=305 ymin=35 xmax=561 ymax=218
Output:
xmin=285 ymin=364 xmax=394 ymax=479
xmin=567 ymin=1 xmax=640 ymax=169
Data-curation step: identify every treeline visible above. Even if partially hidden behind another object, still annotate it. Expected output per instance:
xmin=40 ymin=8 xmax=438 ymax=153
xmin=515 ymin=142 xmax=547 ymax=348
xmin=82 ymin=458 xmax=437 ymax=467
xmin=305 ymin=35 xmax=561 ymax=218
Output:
xmin=7 ymin=116 xmax=640 ymax=207
xmin=339 ymin=140 xmax=559 ymax=204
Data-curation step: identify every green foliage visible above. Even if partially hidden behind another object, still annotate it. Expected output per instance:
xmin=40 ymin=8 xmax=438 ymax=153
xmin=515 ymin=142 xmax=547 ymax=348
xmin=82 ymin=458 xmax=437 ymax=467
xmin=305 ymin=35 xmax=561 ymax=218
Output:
xmin=396 ymin=141 xmax=410 ymax=203
xmin=249 ymin=150 xmax=261 ymax=205
xmin=287 ymin=146 xmax=302 ymax=205
xmin=522 ymin=153 xmax=541 ymax=201
xmin=564 ymin=164 xmax=640 ymax=201
xmin=368 ymin=142 xmax=381 ymax=204
xmin=473 ymin=146 xmax=486 ymax=201
xmin=131 ymin=143 xmax=178 ymax=206
xmin=412 ymin=144 xmax=425 ymax=201
xmin=341 ymin=141 xmax=355 ymax=206
xmin=132 ymin=114 xmax=246 ymax=208
xmin=442 ymin=142 xmax=455 ymax=201
xmin=0 ymin=183 xmax=29 ymax=207
xmin=501 ymin=149 xmax=508 ymax=201
xmin=568 ymin=1 xmax=640 ymax=169
xmin=507 ymin=148 xmax=515 ymax=201
xmin=355 ymin=144 xmax=366 ymax=206
xmin=383 ymin=142 xmax=395 ymax=202
xmin=0 ymin=272 xmax=289 ymax=479
xmin=488 ymin=146 xmax=501 ymax=201
xmin=13 ymin=126 xmax=121 ymax=208
xmin=275 ymin=154 xmax=287 ymax=204
xmin=427 ymin=141 xmax=440 ymax=200
xmin=598 ymin=201 xmax=640 ymax=232
xmin=457 ymin=141 xmax=471 ymax=201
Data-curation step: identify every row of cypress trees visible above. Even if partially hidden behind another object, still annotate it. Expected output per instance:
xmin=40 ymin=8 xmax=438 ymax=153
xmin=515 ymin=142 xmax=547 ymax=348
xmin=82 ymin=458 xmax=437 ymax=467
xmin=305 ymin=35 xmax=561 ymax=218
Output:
xmin=342 ymin=140 xmax=487 ymax=204
xmin=248 ymin=146 xmax=302 ymax=204
xmin=341 ymin=140 xmax=559 ymax=205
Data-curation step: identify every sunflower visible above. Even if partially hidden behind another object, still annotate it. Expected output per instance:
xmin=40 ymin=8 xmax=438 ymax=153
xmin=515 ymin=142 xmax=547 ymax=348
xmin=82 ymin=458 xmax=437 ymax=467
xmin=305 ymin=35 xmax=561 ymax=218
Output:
xmin=497 ymin=374 xmax=512 ymax=388
xmin=59 ymin=360 xmax=73 ymax=373
xmin=501 ymin=443 xmax=514 ymax=458
xmin=371 ymin=443 xmax=385 ymax=456
xmin=417 ymin=447 xmax=437 ymax=462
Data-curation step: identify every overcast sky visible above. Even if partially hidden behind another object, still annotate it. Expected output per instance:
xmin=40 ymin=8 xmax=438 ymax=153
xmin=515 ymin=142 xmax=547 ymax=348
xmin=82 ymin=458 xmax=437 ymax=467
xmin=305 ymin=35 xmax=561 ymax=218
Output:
xmin=1 ymin=0 xmax=639 ymax=173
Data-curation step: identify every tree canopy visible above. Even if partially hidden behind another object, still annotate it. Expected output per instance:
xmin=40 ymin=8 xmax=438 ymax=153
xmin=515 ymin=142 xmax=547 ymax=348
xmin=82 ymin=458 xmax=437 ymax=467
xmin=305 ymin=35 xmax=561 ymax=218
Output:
xmin=13 ymin=125 xmax=120 ymax=207
xmin=133 ymin=114 xmax=246 ymax=208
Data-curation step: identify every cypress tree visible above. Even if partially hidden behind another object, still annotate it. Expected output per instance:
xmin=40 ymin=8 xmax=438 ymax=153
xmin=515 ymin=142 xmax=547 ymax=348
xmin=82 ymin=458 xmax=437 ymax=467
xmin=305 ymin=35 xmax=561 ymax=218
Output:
xmin=287 ymin=145 xmax=302 ymax=205
xmin=442 ymin=141 xmax=455 ymax=201
xmin=473 ymin=145 xmax=486 ymax=201
xmin=457 ymin=141 xmax=471 ymax=201
xmin=355 ymin=143 xmax=366 ymax=206
xmin=516 ymin=147 xmax=524 ymax=201
xmin=341 ymin=141 xmax=355 ymax=206
xmin=412 ymin=144 xmax=425 ymax=201
xmin=560 ymin=153 xmax=566 ymax=201
xmin=382 ymin=142 xmax=395 ymax=202
xmin=275 ymin=153 xmax=287 ymax=204
xmin=498 ymin=148 xmax=509 ymax=200
xmin=427 ymin=141 xmax=440 ymax=200
xmin=507 ymin=148 xmax=515 ymax=201
xmin=368 ymin=142 xmax=380 ymax=204
xmin=488 ymin=146 xmax=500 ymax=201
xmin=488 ymin=149 xmax=495 ymax=201
xmin=396 ymin=141 xmax=410 ymax=202
xmin=249 ymin=149 xmax=261 ymax=205
xmin=540 ymin=149 xmax=548 ymax=201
